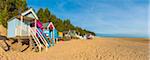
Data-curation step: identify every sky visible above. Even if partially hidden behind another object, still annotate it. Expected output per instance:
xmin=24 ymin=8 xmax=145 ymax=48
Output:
xmin=27 ymin=0 xmax=148 ymax=36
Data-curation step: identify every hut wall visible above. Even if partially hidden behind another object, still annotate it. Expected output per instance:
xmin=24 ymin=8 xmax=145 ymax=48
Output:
xmin=7 ymin=18 xmax=20 ymax=38
xmin=7 ymin=18 xmax=29 ymax=38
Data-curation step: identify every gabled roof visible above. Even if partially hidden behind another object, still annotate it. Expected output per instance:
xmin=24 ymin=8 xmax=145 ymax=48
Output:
xmin=21 ymin=8 xmax=39 ymax=20
xmin=8 ymin=16 xmax=35 ymax=22
xmin=16 ymin=16 xmax=35 ymax=22
xmin=8 ymin=8 xmax=39 ymax=22
xmin=47 ymin=22 xmax=55 ymax=29
xmin=43 ymin=22 xmax=55 ymax=30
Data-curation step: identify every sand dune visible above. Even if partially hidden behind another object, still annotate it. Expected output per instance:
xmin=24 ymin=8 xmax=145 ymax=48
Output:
xmin=0 ymin=37 xmax=149 ymax=60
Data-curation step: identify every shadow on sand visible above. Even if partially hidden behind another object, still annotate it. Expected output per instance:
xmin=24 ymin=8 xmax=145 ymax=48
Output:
xmin=0 ymin=35 xmax=30 ymax=52
xmin=0 ymin=35 xmax=10 ymax=51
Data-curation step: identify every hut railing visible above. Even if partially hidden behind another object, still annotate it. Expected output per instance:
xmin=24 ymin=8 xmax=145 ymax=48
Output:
xmin=28 ymin=26 xmax=42 ymax=52
xmin=15 ymin=25 xmax=30 ymax=36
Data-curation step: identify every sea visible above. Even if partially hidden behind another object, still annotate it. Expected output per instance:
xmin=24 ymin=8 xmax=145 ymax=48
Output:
xmin=96 ymin=33 xmax=149 ymax=38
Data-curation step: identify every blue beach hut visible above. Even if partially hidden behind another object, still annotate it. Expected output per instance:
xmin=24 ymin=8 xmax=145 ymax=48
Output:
xmin=7 ymin=8 xmax=39 ymax=39
xmin=43 ymin=22 xmax=59 ymax=45
xmin=6 ymin=8 xmax=49 ymax=52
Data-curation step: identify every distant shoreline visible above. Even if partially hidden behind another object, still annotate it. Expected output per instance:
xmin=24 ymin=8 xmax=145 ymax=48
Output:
xmin=96 ymin=34 xmax=149 ymax=38
xmin=94 ymin=36 xmax=149 ymax=44
xmin=96 ymin=36 xmax=149 ymax=39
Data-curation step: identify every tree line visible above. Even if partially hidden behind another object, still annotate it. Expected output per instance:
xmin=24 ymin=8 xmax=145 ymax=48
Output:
xmin=0 ymin=0 xmax=95 ymax=36
xmin=0 ymin=0 xmax=27 ymax=27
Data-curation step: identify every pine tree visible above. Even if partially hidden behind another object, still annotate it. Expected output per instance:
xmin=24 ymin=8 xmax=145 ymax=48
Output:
xmin=44 ymin=8 xmax=51 ymax=20
xmin=37 ymin=8 xmax=44 ymax=22
xmin=0 ymin=7 xmax=8 ymax=27
xmin=50 ymin=15 xmax=57 ymax=23
xmin=0 ymin=0 xmax=27 ymax=28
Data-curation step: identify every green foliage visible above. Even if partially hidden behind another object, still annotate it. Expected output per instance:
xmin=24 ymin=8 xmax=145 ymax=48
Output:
xmin=37 ymin=8 xmax=53 ymax=23
xmin=0 ymin=7 xmax=8 ymax=27
xmin=36 ymin=8 xmax=95 ymax=36
xmin=44 ymin=8 xmax=51 ymax=20
xmin=37 ymin=8 xmax=44 ymax=22
xmin=50 ymin=15 xmax=57 ymax=23
xmin=16 ymin=0 xmax=27 ymax=12
xmin=0 ymin=0 xmax=95 ymax=35
xmin=0 ymin=0 xmax=27 ymax=28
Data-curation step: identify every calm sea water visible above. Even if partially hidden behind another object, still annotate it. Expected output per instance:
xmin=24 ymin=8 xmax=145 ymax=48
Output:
xmin=96 ymin=33 xmax=149 ymax=38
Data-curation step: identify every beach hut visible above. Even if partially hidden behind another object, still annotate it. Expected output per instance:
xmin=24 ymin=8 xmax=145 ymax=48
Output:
xmin=43 ymin=22 xmax=58 ymax=45
xmin=7 ymin=8 xmax=38 ymax=38
xmin=58 ymin=32 xmax=63 ymax=38
xmin=7 ymin=8 xmax=50 ymax=52
xmin=63 ymin=30 xmax=84 ymax=40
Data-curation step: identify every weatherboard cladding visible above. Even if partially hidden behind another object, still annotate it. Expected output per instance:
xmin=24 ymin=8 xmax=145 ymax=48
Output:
xmin=7 ymin=18 xmax=30 ymax=38
xmin=7 ymin=18 xmax=20 ymax=38
xmin=7 ymin=8 xmax=38 ymax=38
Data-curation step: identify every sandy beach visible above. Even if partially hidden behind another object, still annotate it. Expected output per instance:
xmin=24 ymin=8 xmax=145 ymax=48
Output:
xmin=0 ymin=37 xmax=149 ymax=60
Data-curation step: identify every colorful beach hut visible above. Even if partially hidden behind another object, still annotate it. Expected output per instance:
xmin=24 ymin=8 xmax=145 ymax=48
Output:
xmin=43 ymin=22 xmax=59 ymax=45
xmin=7 ymin=8 xmax=50 ymax=52
xmin=7 ymin=8 xmax=38 ymax=38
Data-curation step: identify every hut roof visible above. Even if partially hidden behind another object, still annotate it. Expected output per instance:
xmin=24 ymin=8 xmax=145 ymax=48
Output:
xmin=16 ymin=16 xmax=35 ymax=22
xmin=21 ymin=8 xmax=39 ymax=20
xmin=43 ymin=22 xmax=55 ymax=29
xmin=8 ymin=8 xmax=38 ymax=22
xmin=8 ymin=16 xmax=36 ymax=22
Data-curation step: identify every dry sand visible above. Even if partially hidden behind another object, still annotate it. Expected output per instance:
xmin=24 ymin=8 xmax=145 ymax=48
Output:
xmin=0 ymin=37 xmax=149 ymax=60
xmin=0 ymin=25 xmax=7 ymax=36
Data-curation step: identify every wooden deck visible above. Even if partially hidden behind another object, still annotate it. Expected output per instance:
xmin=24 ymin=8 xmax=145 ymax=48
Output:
xmin=16 ymin=36 xmax=32 ymax=40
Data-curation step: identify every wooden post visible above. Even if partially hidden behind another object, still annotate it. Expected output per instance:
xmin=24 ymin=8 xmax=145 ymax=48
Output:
xmin=28 ymin=26 xmax=32 ymax=51
xmin=20 ymin=16 xmax=23 ymax=36
xmin=28 ymin=26 xmax=30 ymax=36
xmin=34 ymin=19 xmax=37 ymax=35
xmin=52 ymin=30 xmax=54 ymax=46
xmin=29 ymin=35 xmax=32 ymax=51
xmin=53 ymin=30 xmax=55 ymax=43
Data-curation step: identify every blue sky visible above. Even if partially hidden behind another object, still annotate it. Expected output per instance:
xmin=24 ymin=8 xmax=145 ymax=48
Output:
xmin=27 ymin=0 xmax=148 ymax=36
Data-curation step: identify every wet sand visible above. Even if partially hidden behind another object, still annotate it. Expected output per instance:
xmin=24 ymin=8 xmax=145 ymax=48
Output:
xmin=0 ymin=37 xmax=149 ymax=60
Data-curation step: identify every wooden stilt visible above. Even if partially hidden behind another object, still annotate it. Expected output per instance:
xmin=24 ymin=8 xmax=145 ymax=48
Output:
xmin=52 ymin=30 xmax=54 ymax=46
